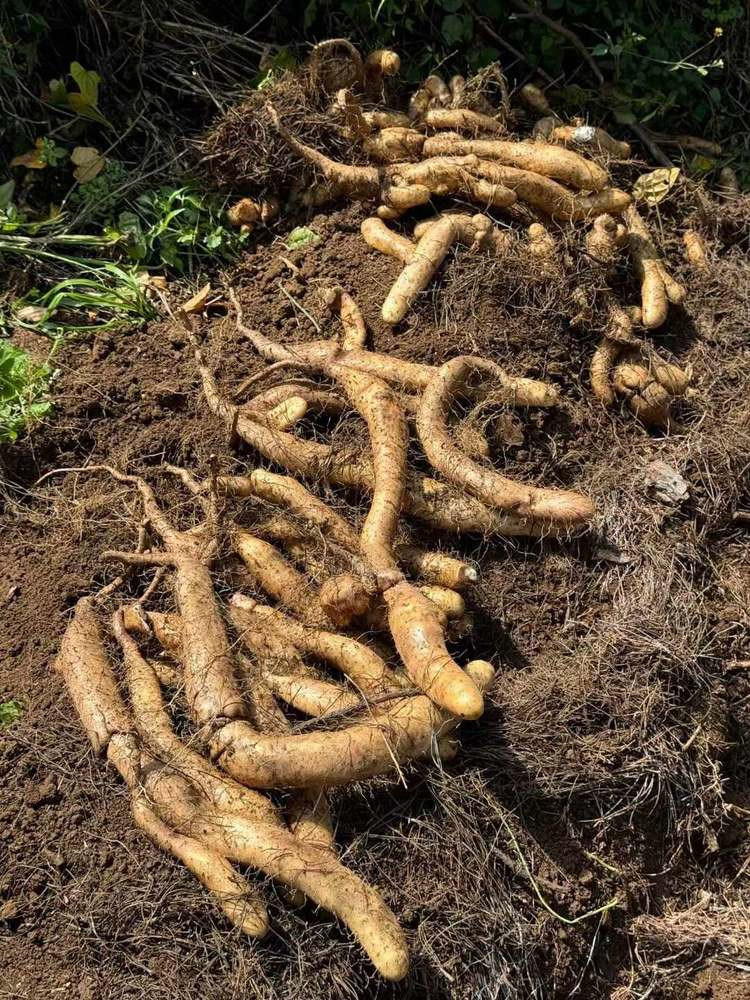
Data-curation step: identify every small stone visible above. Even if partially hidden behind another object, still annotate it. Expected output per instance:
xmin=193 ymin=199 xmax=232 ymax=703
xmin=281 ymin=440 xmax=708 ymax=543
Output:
xmin=644 ymin=460 xmax=689 ymax=504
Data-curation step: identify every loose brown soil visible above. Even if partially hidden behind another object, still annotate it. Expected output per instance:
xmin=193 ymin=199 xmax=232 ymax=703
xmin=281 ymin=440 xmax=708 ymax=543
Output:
xmin=1 ymin=202 xmax=749 ymax=999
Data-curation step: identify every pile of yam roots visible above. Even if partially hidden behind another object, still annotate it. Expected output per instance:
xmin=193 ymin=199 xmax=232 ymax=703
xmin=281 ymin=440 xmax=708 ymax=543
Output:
xmin=56 ymin=41 xmax=715 ymax=980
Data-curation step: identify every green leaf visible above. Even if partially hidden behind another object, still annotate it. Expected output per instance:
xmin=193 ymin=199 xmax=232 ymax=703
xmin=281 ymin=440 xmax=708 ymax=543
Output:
xmin=591 ymin=43 xmax=610 ymax=56
xmin=285 ymin=226 xmax=320 ymax=250
xmin=70 ymin=62 xmax=100 ymax=106
xmin=0 ymin=180 xmax=15 ymax=209
xmin=441 ymin=12 xmax=472 ymax=45
xmin=0 ymin=700 xmax=22 ymax=726
xmin=49 ymin=78 xmax=68 ymax=106
xmin=303 ymin=0 xmax=318 ymax=30
xmin=0 ymin=341 xmax=53 ymax=443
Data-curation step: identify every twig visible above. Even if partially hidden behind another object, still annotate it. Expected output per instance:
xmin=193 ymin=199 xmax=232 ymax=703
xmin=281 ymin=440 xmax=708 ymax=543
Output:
xmin=464 ymin=0 xmax=554 ymax=84
xmin=628 ymin=123 xmax=674 ymax=167
xmin=508 ymin=0 xmax=604 ymax=85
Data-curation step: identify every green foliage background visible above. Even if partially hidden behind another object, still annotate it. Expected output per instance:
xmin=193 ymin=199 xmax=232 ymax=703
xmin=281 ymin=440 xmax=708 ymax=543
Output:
xmin=1 ymin=0 xmax=746 ymax=162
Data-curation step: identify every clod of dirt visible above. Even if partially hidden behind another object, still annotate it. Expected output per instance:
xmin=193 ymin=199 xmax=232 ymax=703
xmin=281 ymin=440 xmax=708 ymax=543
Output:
xmin=25 ymin=775 xmax=59 ymax=808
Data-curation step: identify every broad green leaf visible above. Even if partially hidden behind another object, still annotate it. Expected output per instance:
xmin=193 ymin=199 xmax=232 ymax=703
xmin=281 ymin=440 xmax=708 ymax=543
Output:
xmin=70 ymin=62 xmax=100 ymax=106
xmin=441 ymin=12 xmax=472 ymax=45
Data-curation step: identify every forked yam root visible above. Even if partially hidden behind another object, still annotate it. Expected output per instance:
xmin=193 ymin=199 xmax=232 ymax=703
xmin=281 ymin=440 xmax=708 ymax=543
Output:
xmin=416 ymin=356 xmax=593 ymax=527
xmin=625 ymin=205 xmax=686 ymax=329
xmin=55 ymin=599 xmax=410 ymax=979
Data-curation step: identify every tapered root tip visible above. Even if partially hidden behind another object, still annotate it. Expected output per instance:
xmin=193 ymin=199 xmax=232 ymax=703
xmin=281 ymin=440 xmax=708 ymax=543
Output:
xmin=224 ymin=898 xmax=270 ymax=939
xmin=369 ymin=934 xmax=410 ymax=981
xmin=464 ymin=659 xmax=496 ymax=691
xmin=442 ymin=679 xmax=485 ymax=721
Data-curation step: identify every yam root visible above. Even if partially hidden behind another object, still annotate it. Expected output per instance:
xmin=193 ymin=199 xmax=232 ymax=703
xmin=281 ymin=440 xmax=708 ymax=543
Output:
xmin=54 ymin=597 xmax=132 ymax=754
xmin=361 ymin=216 xmax=416 ymax=262
xmin=332 ymin=88 xmax=371 ymax=140
xmin=264 ymin=673 xmax=361 ymax=717
xmin=381 ymin=216 xmax=459 ymax=324
xmin=235 ymin=530 xmax=330 ymax=625
xmin=423 ymin=74 xmax=451 ymax=107
xmin=59 ymin=602 xmax=412 ymax=977
xmin=421 ymin=135 xmax=609 ymax=192
xmin=211 ymin=656 xmax=495 ymax=790
xmin=586 ymin=213 xmax=626 ymax=266
xmin=384 ymin=581 xmax=483 ymax=720
xmin=612 ymin=350 xmax=691 ymax=427
xmin=364 ymin=49 xmax=401 ymax=98
xmin=95 ymin=467 xmax=246 ymax=727
xmin=268 ymin=106 xmax=517 ymax=215
xmin=395 ymin=544 xmax=477 ymax=589
xmin=424 ymin=107 xmax=505 ymax=136
xmin=412 ymin=213 xmax=510 ymax=257
xmin=381 ymin=212 xmax=513 ymax=323
xmin=362 ymin=127 xmax=425 ymax=162
xmin=549 ymin=124 xmax=631 ymax=159
xmin=590 ymin=337 xmax=623 ymax=406
xmin=198 ymin=294 xmax=580 ymax=540
xmin=519 ymin=83 xmax=551 ymax=114
xmin=526 ymin=222 xmax=560 ymax=277
xmin=416 ymin=356 xmax=593 ymax=527
xmin=683 ymin=230 xmax=709 ymax=271
xmin=229 ymin=594 xmax=399 ymax=696
xmin=625 ymin=205 xmax=686 ymax=329
xmin=363 ymin=110 xmax=411 ymax=130
xmin=467 ymin=158 xmax=630 ymax=221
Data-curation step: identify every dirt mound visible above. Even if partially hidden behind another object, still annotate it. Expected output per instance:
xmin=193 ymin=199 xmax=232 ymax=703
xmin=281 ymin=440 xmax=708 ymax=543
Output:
xmin=1 ymin=196 xmax=750 ymax=997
